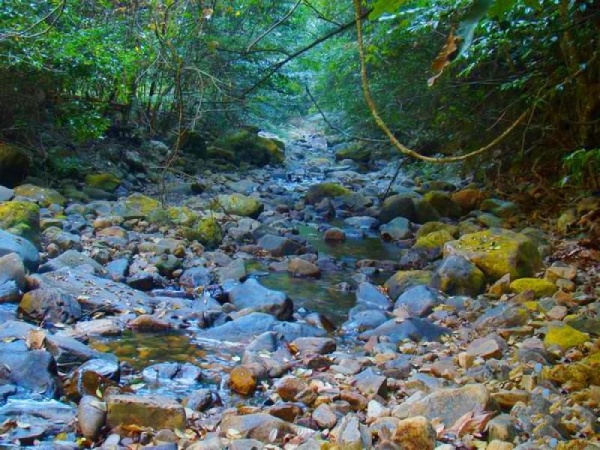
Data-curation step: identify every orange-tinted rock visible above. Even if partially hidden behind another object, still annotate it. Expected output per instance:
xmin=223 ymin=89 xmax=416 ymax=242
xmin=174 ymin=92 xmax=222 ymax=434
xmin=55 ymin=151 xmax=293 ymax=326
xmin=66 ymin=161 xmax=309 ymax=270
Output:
xmin=230 ymin=365 xmax=258 ymax=396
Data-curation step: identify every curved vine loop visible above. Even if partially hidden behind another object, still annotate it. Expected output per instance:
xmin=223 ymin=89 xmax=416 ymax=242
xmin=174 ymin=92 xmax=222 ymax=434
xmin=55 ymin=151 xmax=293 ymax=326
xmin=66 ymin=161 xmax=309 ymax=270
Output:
xmin=352 ymin=0 xmax=597 ymax=164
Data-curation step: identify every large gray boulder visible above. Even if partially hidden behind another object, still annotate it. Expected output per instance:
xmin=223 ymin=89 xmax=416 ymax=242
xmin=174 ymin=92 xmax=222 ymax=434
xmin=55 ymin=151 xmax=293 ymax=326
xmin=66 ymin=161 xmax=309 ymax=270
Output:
xmin=0 ymin=229 xmax=39 ymax=271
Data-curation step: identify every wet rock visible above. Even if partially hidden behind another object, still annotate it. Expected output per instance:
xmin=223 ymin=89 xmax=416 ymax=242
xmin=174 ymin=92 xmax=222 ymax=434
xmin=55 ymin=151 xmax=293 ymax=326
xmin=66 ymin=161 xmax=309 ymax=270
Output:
xmin=229 ymin=365 xmax=258 ymax=396
xmin=0 ymin=228 xmax=40 ymax=271
xmin=63 ymin=358 xmax=121 ymax=400
xmin=142 ymin=362 xmax=202 ymax=384
xmin=0 ymin=343 xmax=60 ymax=397
xmin=128 ymin=314 xmax=173 ymax=332
xmin=380 ymin=217 xmax=412 ymax=241
xmin=106 ymin=394 xmax=186 ymax=430
xmin=38 ymin=249 xmax=105 ymax=274
xmin=214 ymin=193 xmax=264 ymax=219
xmin=343 ymin=216 xmax=379 ymax=230
xmin=0 ymin=185 xmax=14 ymax=201
xmin=111 ymin=193 xmax=161 ymax=219
xmin=431 ymin=254 xmax=486 ymax=296
xmin=312 ymin=403 xmax=337 ymax=429
xmin=480 ymin=198 xmax=520 ymax=219
xmin=394 ymin=384 xmax=497 ymax=427
xmin=42 ymin=227 xmax=82 ymax=252
xmin=216 ymin=258 xmax=247 ymax=283
xmin=451 ymin=188 xmax=487 ymax=212
xmin=423 ymin=191 xmax=461 ymax=218
xmin=184 ymin=389 xmax=214 ymax=412
xmin=391 ymin=416 xmax=436 ymax=450
xmin=474 ymin=303 xmax=531 ymax=331
xmin=324 ymin=227 xmax=346 ymax=242
xmin=333 ymin=414 xmax=372 ymax=449
xmin=359 ymin=317 xmax=449 ymax=344
xmin=343 ymin=309 xmax=389 ymax=332
xmin=379 ymin=194 xmax=416 ymax=224
xmin=0 ymin=252 xmax=26 ymax=302
xmin=269 ymin=402 xmax=302 ymax=422
xmin=444 ymin=228 xmax=542 ymax=281
xmin=393 ymin=285 xmax=442 ymax=317
xmin=220 ymin=413 xmax=303 ymax=444
xmin=19 ymin=287 xmax=82 ymax=324
xmin=78 ymin=395 xmax=106 ymax=440
xmin=384 ymin=270 xmax=432 ymax=299
xmin=291 ymin=337 xmax=336 ymax=355
xmin=33 ymin=267 xmax=154 ymax=315
xmin=105 ymin=258 xmax=130 ymax=282
xmin=45 ymin=334 xmax=114 ymax=368
xmin=288 ymin=257 xmax=321 ymax=278
xmin=228 ymin=278 xmax=293 ymax=320
xmin=413 ymin=229 xmax=454 ymax=250
xmin=275 ymin=377 xmax=315 ymax=404
xmin=257 ymin=234 xmax=302 ymax=257
xmin=14 ymin=184 xmax=65 ymax=207
xmin=305 ymin=182 xmax=351 ymax=205
xmin=356 ymin=282 xmax=393 ymax=311
xmin=413 ymin=198 xmax=442 ymax=224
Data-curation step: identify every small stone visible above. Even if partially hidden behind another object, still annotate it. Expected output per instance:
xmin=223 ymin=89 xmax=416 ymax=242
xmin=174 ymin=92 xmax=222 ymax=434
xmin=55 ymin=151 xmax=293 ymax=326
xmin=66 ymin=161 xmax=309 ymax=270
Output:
xmin=78 ymin=395 xmax=106 ymax=440
xmin=491 ymin=389 xmax=530 ymax=408
xmin=275 ymin=377 xmax=309 ymax=402
xmin=269 ymin=403 xmax=302 ymax=422
xmin=324 ymin=227 xmax=346 ymax=242
xmin=106 ymin=394 xmax=186 ymax=430
xmin=128 ymin=314 xmax=172 ymax=332
xmin=458 ymin=352 xmax=475 ymax=369
xmin=367 ymin=400 xmax=390 ymax=421
xmin=340 ymin=390 xmax=369 ymax=411
xmin=391 ymin=416 xmax=436 ymax=450
xmin=230 ymin=366 xmax=258 ymax=396
xmin=487 ymin=414 xmax=518 ymax=442
xmin=291 ymin=337 xmax=336 ymax=355
xmin=487 ymin=440 xmax=515 ymax=450
xmin=288 ymin=257 xmax=321 ymax=278
xmin=545 ymin=262 xmax=577 ymax=281
xmin=334 ymin=414 xmax=372 ymax=449
xmin=545 ymin=305 xmax=568 ymax=321
xmin=352 ymin=368 xmax=388 ymax=397
xmin=312 ymin=403 xmax=337 ymax=429
xmin=466 ymin=334 xmax=507 ymax=359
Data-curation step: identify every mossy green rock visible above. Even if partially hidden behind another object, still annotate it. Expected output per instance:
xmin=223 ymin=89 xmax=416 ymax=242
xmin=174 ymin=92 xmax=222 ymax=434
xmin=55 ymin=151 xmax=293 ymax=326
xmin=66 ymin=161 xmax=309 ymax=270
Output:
xmin=14 ymin=184 xmax=66 ymax=207
xmin=379 ymin=194 xmax=417 ymax=224
xmin=432 ymin=255 xmax=486 ymax=296
xmin=147 ymin=206 xmax=199 ymax=227
xmin=0 ymin=143 xmax=30 ymax=188
xmin=414 ymin=230 xmax=455 ymax=249
xmin=384 ymin=270 xmax=432 ymax=299
xmin=416 ymin=222 xmax=459 ymax=240
xmin=335 ymin=142 xmax=371 ymax=162
xmin=544 ymin=323 xmax=590 ymax=350
xmin=196 ymin=217 xmax=223 ymax=248
xmin=510 ymin=278 xmax=557 ymax=298
xmin=480 ymin=198 xmax=520 ymax=219
xmin=210 ymin=130 xmax=284 ymax=166
xmin=85 ymin=173 xmax=121 ymax=191
xmin=444 ymin=228 xmax=542 ymax=281
xmin=214 ymin=193 xmax=264 ymax=219
xmin=423 ymin=191 xmax=462 ymax=218
xmin=114 ymin=194 xmax=161 ymax=219
xmin=305 ymin=182 xmax=351 ymax=205
xmin=541 ymin=352 xmax=600 ymax=390
xmin=0 ymin=201 xmax=40 ymax=246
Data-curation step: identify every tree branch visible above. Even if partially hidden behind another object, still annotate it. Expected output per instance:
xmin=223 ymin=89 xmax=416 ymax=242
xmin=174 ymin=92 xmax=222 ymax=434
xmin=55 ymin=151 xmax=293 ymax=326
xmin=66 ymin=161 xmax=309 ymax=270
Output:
xmin=246 ymin=0 xmax=302 ymax=53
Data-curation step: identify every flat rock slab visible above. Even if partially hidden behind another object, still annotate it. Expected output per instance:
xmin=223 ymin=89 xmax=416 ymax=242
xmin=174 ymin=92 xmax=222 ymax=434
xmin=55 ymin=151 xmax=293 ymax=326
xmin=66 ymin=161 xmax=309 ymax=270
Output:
xmin=33 ymin=267 xmax=154 ymax=315
xmin=106 ymin=394 xmax=186 ymax=430
xmin=359 ymin=318 xmax=449 ymax=344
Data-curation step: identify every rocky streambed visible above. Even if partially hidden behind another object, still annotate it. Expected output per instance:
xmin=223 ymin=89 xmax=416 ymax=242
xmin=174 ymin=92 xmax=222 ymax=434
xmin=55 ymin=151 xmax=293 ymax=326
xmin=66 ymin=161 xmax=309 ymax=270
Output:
xmin=0 ymin=125 xmax=599 ymax=449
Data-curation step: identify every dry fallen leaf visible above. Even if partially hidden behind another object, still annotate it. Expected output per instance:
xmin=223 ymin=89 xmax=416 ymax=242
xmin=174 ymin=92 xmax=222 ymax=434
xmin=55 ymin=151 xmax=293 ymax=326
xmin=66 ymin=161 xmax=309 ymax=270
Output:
xmin=428 ymin=29 xmax=460 ymax=87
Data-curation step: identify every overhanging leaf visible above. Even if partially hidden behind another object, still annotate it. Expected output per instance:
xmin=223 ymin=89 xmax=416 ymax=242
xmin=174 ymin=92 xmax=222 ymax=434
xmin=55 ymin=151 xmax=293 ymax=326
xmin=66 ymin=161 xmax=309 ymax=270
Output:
xmin=456 ymin=0 xmax=494 ymax=57
xmin=428 ymin=30 xmax=459 ymax=86
xmin=488 ymin=0 xmax=518 ymax=18
xmin=369 ymin=0 xmax=410 ymax=20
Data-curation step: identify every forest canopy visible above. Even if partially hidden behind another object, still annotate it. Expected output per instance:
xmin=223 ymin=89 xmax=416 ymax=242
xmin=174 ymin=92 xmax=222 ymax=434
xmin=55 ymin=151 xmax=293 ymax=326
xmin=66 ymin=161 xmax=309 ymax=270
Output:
xmin=1 ymin=0 xmax=598 ymax=186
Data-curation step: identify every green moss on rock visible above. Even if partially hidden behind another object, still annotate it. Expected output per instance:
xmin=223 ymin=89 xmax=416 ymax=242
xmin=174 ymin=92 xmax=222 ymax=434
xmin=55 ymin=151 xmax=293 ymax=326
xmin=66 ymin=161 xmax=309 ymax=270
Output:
xmin=210 ymin=130 xmax=284 ymax=166
xmin=384 ymin=270 xmax=432 ymax=299
xmin=0 ymin=200 xmax=40 ymax=246
xmin=85 ymin=173 xmax=122 ymax=191
xmin=423 ymin=191 xmax=462 ymax=218
xmin=305 ymin=182 xmax=351 ymax=205
xmin=335 ymin=142 xmax=371 ymax=162
xmin=14 ymin=184 xmax=66 ymax=207
xmin=415 ymin=222 xmax=459 ymax=240
xmin=443 ymin=228 xmax=542 ymax=282
xmin=544 ymin=323 xmax=589 ymax=350
xmin=414 ymin=230 xmax=455 ymax=249
xmin=509 ymin=278 xmax=557 ymax=298
xmin=213 ymin=193 xmax=264 ymax=219
xmin=114 ymin=194 xmax=161 ymax=219
xmin=196 ymin=217 xmax=223 ymax=248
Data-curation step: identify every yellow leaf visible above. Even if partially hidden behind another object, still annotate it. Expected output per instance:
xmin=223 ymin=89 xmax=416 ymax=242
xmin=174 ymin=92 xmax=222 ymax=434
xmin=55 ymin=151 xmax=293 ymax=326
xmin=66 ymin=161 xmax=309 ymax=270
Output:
xmin=428 ymin=30 xmax=460 ymax=87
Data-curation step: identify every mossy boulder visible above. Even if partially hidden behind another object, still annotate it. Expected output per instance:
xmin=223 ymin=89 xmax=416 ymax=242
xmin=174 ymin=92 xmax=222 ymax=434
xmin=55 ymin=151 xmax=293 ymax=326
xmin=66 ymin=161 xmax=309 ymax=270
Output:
xmin=423 ymin=191 xmax=462 ymax=219
xmin=414 ymin=230 xmax=455 ymax=250
xmin=544 ymin=323 xmax=590 ymax=350
xmin=196 ymin=217 xmax=223 ymax=248
xmin=444 ymin=228 xmax=542 ymax=282
xmin=213 ymin=193 xmax=264 ymax=219
xmin=14 ymin=184 xmax=66 ymax=207
xmin=384 ymin=270 xmax=433 ymax=300
xmin=0 ymin=201 xmax=40 ymax=246
xmin=541 ymin=352 xmax=600 ymax=390
xmin=412 ymin=198 xmax=441 ymax=224
xmin=85 ymin=173 xmax=122 ymax=192
xmin=305 ymin=182 xmax=351 ymax=205
xmin=509 ymin=278 xmax=557 ymax=298
xmin=335 ymin=142 xmax=371 ymax=163
xmin=416 ymin=222 xmax=459 ymax=240
xmin=210 ymin=130 xmax=284 ymax=166
xmin=431 ymin=254 xmax=486 ymax=296
xmin=113 ymin=194 xmax=161 ymax=219
xmin=147 ymin=206 xmax=199 ymax=228
xmin=480 ymin=198 xmax=520 ymax=219
xmin=0 ymin=143 xmax=30 ymax=188
xmin=451 ymin=188 xmax=488 ymax=212
xmin=379 ymin=194 xmax=417 ymax=224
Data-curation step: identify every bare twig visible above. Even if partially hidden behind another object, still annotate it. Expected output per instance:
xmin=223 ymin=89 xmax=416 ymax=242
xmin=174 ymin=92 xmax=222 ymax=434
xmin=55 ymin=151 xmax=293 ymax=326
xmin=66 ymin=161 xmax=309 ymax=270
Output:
xmin=246 ymin=0 xmax=302 ymax=53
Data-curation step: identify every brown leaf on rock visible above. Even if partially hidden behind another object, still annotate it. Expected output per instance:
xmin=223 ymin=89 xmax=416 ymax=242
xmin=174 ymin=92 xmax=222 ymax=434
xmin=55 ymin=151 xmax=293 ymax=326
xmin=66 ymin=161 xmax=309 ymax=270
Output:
xmin=428 ymin=30 xmax=460 ymax=87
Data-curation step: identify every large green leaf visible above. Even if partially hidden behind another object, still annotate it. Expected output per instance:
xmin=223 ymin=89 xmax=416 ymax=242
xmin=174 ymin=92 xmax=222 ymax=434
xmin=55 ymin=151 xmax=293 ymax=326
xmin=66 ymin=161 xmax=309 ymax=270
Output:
xmin=369 ymin=0 xmax=410 ymax=20
xmin=488 ymin=0 xmax=518 ymax=17
xmin=456 ymin=0 xmax=493 ymax=57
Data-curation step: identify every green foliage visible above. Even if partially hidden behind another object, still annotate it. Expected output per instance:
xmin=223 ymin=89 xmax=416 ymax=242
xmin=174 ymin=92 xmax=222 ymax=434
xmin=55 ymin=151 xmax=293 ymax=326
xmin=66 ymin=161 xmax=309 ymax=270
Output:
xmin=561 ymin=149 xmax=600 ymax=189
